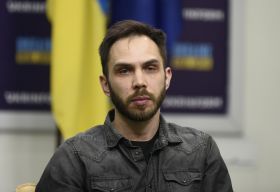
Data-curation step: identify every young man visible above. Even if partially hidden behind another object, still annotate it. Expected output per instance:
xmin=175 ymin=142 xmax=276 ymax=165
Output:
xmin=36 ymin=20 xmax=233 ymax=192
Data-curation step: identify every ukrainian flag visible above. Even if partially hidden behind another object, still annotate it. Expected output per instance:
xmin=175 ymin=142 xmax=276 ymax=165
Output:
xmin=47 ymin=0 xmax=109 ymax=139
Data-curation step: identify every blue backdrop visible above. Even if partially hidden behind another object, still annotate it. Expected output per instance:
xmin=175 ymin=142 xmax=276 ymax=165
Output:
xmin=110 ymin=0 xmax=229 ymax=114
xmin=0 ymin=0 xmax=229 ymax=115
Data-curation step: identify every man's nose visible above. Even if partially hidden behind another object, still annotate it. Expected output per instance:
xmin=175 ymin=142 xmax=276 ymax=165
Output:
xmin=132 ymin=70 xmax=147 ymax=89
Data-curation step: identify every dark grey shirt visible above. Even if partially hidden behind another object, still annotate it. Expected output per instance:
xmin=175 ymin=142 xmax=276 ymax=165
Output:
xmin=36 ymin=110 xmax=233 ymax=192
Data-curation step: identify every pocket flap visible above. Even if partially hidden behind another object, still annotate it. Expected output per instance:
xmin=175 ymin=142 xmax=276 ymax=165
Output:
xmin=163 ymin=170 xmax=202 ymax=185
xmin=91 ymin=176 xmax=131 ymax=192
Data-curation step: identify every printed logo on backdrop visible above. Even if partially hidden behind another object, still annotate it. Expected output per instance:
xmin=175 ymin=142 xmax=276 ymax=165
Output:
xmin=0 ymin=0 xmax=51 ymax=111
xmin=162 ymin=0 xmax=229 ymax=114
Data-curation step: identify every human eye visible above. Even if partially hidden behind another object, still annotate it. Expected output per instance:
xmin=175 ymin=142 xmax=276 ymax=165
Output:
xmin=143 ymin=59 xmax=161 ymax=73
xmin=115 ymin=65 xmax=132 ymax=75
xmin=119 ymin=67 xmax=130 ymax=74
xmin=144 ymin=64 xmax=159 ymax=73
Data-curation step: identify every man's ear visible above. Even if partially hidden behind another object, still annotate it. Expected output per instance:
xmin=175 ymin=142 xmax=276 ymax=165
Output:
xmin=165 ymin=67 xmax=172 ymax=90
xmin=99 ymin=75 xmax=110 ymax=96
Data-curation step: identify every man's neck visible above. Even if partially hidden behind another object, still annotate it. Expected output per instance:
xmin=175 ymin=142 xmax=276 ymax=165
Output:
xmin=112 ymin=110 xmax=160 ymax=141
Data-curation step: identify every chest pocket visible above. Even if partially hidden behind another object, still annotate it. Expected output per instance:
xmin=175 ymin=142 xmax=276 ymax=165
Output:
xmin=163 ymin=170 xmax=202 ymax=192
xmin=90 ymin=176 xmax=132 ymax=192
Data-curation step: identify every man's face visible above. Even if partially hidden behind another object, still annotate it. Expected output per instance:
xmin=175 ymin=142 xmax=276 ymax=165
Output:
xmin=100 ymin=35 xmax=172 ymax=121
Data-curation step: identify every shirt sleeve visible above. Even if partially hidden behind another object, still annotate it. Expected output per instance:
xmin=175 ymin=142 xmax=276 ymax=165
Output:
xmin=35 ymin=140 xmax=86 ymax=192
xmin=202 ymin=136 xmax=234 ymax=192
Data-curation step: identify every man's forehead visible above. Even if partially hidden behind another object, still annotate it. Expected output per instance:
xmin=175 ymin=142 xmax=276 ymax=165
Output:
xmin=111 ymin=35 xmax=154 ymax=50
xmin=108 ymin=35 xmax=162 ymax=66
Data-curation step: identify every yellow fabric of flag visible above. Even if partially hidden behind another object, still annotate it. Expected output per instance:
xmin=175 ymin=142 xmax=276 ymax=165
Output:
xmin=47 ymin=0 xmax=108 ymax=139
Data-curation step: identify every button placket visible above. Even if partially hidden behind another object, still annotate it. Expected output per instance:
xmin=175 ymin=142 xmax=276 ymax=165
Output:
xmin=131 ymin=148 xmax=144 ymax=161
xmin=182 ymin=175 xmax=191 ymax=185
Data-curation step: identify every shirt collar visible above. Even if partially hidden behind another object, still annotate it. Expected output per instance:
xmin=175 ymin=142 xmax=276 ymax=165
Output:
xmin=104 ymin=110 xmax=123 ymax=148
xmin=103 ymin=109 xmax=182 ymax=148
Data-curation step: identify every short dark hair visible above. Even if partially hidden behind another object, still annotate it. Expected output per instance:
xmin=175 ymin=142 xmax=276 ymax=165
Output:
xmin=99 ymin=20 xmax=167 ymax=77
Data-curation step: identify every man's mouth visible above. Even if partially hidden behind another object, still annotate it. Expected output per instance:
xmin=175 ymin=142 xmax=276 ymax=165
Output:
xmin=131 ymin=95 xmax=151 ymax=106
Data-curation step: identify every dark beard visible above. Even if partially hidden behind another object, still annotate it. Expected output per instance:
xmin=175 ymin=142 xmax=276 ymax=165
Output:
xmin=108 ymin=83 xmax=166 ymax=122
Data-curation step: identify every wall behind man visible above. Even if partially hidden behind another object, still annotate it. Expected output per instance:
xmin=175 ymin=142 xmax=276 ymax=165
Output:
xmin=0 ymin=0 xmax=280 ymax=191
xmin=0 ymin=132 xmax=55 ymax=191
xmin=228 ymin=0 xmax=280 ymax=191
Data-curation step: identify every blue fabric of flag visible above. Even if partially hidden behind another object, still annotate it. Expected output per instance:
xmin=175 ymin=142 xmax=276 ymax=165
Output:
xmin=110 ymin=0 xmax=183 ymax=63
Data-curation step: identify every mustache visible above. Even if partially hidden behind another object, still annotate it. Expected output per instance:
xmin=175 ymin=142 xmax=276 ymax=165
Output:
xmin=128 ymin=89 xmax=155 ymax=101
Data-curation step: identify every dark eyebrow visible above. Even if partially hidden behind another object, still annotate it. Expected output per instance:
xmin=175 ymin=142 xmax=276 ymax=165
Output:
xmin=113 ymin=59 xmax=160 ymax=68
xmin=113 ymin=63 xmax=133 ymax=69
xmin=142 ymin=59 xmax=160 ymax=67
